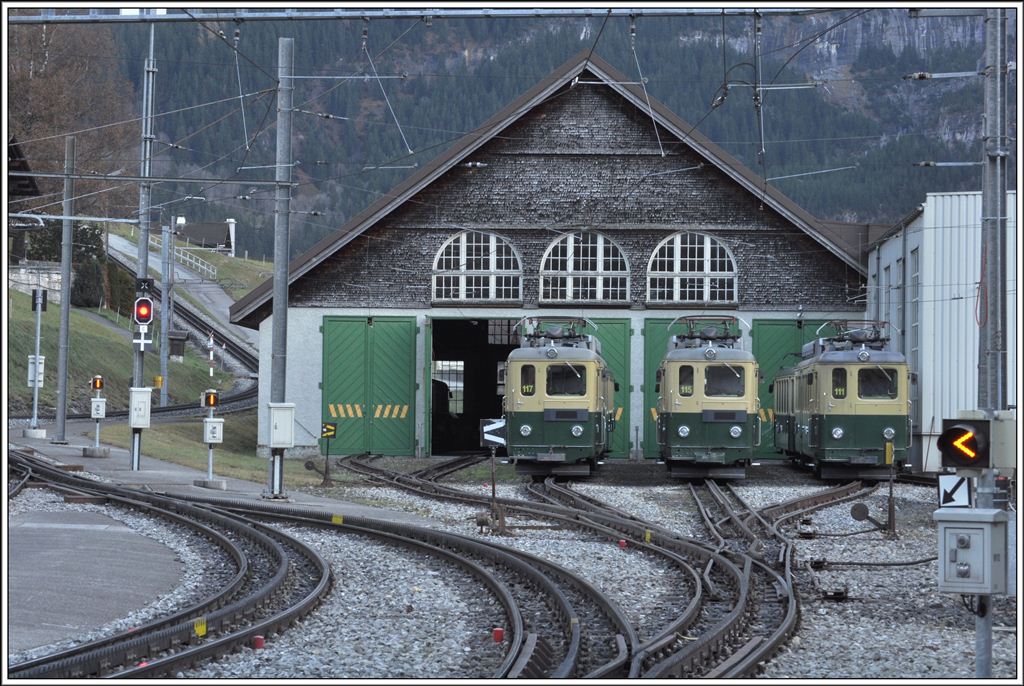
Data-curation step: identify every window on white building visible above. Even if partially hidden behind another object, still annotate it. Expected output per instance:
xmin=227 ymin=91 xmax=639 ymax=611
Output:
xmin=432 ymin=230 xmax=522 ymax=303
xmin=647 ymin=231 xmax=737 ymax=304
xmin=539 ymin=231 xmax=629 ymax=303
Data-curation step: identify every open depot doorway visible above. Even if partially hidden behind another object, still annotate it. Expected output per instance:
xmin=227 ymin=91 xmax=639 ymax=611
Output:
xmin=430 ymin=318 xmax=518 ymax=454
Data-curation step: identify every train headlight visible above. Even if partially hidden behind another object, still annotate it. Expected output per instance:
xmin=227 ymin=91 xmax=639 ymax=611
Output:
xmin=729 ymin=425 xmax=742 ymax=438
xmin=882 ymin=426 xmax=896 ymax=440
xmin=831 ymin=427 xmax=845 ymax=440
xmin=570 ymin=425 xmax=584 ymax=438
xmin=519 ymin=424 xmax=532 ymax=437
xmin=545 ymin=347 xmax=558 ymax=359
xmin=677 ymin=425 xmax=690 ymax=438
xmin=857 ymin=350 xmax=870 ymax=362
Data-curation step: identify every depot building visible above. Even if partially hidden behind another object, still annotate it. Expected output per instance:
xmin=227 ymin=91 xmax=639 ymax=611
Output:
xmin=230 ymin=51 xmax=877 ymax=460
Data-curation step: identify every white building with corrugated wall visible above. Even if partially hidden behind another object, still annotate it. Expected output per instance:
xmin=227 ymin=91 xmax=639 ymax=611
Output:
xmin=867 ymin=191 xmax=1017 ymax=473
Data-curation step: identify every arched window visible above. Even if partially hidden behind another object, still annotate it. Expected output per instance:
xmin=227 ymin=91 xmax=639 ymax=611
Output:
xmin=432 ymin=230 xmax=522 ymax=303
xmin=540 ymin=231 xmax=629 ymax=303
xmin=647 ymin=231 xmax=737 ymax=304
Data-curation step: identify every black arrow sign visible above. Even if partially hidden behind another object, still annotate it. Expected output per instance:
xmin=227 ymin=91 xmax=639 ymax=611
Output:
xmin=942 ymin=477 xmax=965 ymax=505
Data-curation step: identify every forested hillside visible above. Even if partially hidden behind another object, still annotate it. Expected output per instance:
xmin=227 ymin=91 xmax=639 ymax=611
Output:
xmin=9 ymin=9 xmax=1016 ymax=262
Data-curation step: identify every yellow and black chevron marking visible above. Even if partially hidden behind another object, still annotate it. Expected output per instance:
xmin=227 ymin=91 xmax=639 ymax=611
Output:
xmin=650 ymin=407 xmax=657 ymax=421
xmin=327 ymin=403 xmax=363 ymax=418
xmin=615 ymin=407 xmax=623 ymax=422
xmin=373 ymin=404 xmax=410 ymax=419
xmin=759 ymin=408 xmax=767 ymax=422
xmin=326 ymin=403 xmax=409 ymax=419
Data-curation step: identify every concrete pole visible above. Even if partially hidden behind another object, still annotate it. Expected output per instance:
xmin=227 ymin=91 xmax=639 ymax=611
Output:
xmin=160 ymin=223 xmax=170 ymax=406
xmin=53 ymin=135 xmax=75 ymax=444
xmin=132 ymin=21 xmax=157 ymax=470
xmin=974 ymin=9 xmax=1007 ymax=679
xmin=30 ymin=290 xmax=44 ymax=431
xmin=978 ymin=7 xmax=1008 ymax=414
xmin=267 ymin=37 xmax=294 ymax=498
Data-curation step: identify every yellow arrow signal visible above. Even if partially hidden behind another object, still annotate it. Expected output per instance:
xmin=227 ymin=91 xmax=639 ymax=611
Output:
xmin=953 ymin=431 xmax=975 ymax=458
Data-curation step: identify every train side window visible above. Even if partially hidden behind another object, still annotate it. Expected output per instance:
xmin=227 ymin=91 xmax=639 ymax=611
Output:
xmin=678 ymin=366 xmax=694 ymax=396
xmin=521 ymin=365 xmax=536 ymax=396
xmin=547 ymin=364 xmax=587 ymax=396
xmin=831 ymin=368 xmax=847 ymax=399
xmin=705 ymin=365 xmax=743 ymax=396
xmin=858 ymin=367 xmax=898 ymax=399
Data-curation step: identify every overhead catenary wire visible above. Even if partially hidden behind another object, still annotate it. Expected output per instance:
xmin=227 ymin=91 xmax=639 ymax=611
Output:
xmin=233 ymin=29 xmax=251 ymax=151
xmin=363 ymin=37 xmax=414 ymax=157
xmin=629 ymin=15 xmax=665 ymax=157
xmin=181 ymin=8 xmax=278 ymax=84
xmin=11 ymin=89 xmax=275 ymax=146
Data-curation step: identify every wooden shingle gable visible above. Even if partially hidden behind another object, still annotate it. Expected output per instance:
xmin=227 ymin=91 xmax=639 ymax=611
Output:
xmin=231 ymin=50 xmax=865 ymax=329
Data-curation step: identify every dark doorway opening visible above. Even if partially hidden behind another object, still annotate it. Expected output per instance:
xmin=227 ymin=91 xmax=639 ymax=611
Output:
xmin=431 ymin=318 xmax=518 ymax=454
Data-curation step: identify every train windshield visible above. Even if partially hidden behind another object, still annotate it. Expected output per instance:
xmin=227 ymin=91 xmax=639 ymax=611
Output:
xmin=705 ymin=365 xmax=744 ymax=397
xmin=831 ymin=368 xmax=847 ymax=399
xmin=547 ymin=364 xmax=587 ymax=396
xmin=678 ymin=365 xmax=694 ymax=396
xmin=858 ymin=367 xmax=898 ymax=399
xmin=520 ymin=365 xmax=536 ymax=396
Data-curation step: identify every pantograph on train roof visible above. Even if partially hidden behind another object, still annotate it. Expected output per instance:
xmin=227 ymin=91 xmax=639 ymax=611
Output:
xmin=515 ymin=316 xmax=601 ymax=355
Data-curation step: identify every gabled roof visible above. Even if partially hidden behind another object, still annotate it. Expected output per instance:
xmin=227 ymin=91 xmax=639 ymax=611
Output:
xmin=231 ymin=50 xmax=866 ymax=329
xmin=179 ymin=221 xmax=232 ymax=247
xmin=8 ymin=136 xmax=41 ymax=198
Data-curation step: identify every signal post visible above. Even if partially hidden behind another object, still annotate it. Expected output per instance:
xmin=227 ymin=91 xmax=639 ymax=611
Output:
xmin=934 ymin=411 xmax=1016 ymax=678
xmin=82 ymin=375 xmax=110 ymax=458
xmin=129 ymin=291 xmax=155 ymax=470
xmin=194 ymin=389 xmax=226 ymax=490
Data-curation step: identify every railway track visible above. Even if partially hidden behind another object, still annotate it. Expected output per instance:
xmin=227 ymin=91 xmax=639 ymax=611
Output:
xmin=335 ymin=454 xmax=903 ymax=678
xmin=8 ymin=449 xmax=330 ymax=679
xmin=10 ymin=450 xmax=989 ymax=678
xmin=331 ymin=454 xmax=638 ymax=678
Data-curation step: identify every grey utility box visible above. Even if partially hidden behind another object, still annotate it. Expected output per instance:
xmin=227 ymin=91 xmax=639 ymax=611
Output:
xmin=267 ymin=402 xmax=295 ymax=449
xmin=933 ymin=508 xmax=1008 ymax=595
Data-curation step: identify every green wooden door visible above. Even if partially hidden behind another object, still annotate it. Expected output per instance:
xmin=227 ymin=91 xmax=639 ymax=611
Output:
xmin=642 ymin=318 xmax=675 ymax=457
xmin=580 ymin=318 xmax=630 ymax=459
xmin=322 ymin=316 xmax=416 ymax=456
xmin=322 ymin=317 xmax=370 ymax=453
xmin=750 ymin=318 xmax=827 ymax=456
xmin=369 ymin=318 xmax=417 ymax=455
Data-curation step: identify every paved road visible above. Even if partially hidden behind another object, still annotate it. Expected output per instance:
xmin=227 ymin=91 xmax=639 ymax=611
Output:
xmin=107 ymin=234 xmax=260 ymax=348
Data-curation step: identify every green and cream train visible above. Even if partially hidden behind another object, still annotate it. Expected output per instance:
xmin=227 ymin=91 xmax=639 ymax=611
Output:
xmin=654 ymin=316 xmax=762 ymax=479
xmin=771 ymin=320 xmax=911 ymax=480
xmin=503 ymin=318 xmax=617 ymax=478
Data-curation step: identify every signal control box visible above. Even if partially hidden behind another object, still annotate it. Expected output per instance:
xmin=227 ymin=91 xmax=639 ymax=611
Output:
xmin=129 ymin=387 xmax=152 ymax=429
xmin=933 ymin=508 xmax=1008 ymax=595
xmin=91 ymin=398 xmax=107 ymax=420
xmin=203 ymin=418 xmax=225 ymax=444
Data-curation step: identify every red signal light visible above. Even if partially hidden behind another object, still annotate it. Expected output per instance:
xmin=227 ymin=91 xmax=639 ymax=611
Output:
xmin=133 ymin=297 xmax=154 ymax=325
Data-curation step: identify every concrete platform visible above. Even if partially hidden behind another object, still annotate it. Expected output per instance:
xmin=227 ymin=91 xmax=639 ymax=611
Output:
xmin=8 ymin=508 xmax=184 ymax=653
xmin=7 ymin=421 xmax=442 ymax=656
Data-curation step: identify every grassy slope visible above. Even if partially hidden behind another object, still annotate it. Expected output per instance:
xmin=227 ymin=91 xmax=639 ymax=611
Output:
xmin=7 ymin=289 xmax=233 ymax=415
xmin=106 ymin=223 xmax=271 ymax=300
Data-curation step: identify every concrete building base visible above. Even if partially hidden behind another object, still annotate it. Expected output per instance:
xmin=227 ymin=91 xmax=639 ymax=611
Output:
xmin=193 ymin=478 xmax=227 ymax=490
xmin=82 ymin=447 xmax=111 ymax=458
xmin=23 ymin=429 xmax=46 ymax=438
